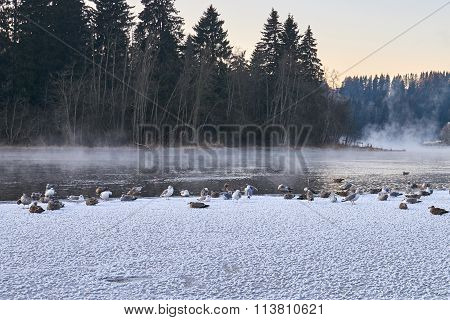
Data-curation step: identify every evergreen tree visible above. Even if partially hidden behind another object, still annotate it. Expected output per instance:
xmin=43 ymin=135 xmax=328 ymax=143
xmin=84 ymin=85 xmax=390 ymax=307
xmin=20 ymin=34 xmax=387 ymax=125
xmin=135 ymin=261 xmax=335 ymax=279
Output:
xmin=280 ymin=14 xmax=301 ymax=61
xmin=94 ymin=0 xmax=133 ymax=61
xmin=251 ymin=8 xmax=282 ymax=75
xmin=192 ymin=5 xmax=232 ymax=66
xmin=298 ymin=25 xmax=323 ymax=84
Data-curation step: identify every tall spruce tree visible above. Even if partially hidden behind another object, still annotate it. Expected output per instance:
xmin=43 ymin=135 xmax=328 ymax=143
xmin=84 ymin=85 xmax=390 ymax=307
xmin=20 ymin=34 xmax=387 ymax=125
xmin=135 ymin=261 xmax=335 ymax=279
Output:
xmin=298 ymin=25 xmax=323 ymax=84
xmin=251 ymin=8 xmax=282 ymax=76
xmin=94 ymin=0 xmax=133 ymax=61
xmin=280 ymin=14 xmax=301 ymax=61
xmin=192 ymin=5 xmax=232 ymax=66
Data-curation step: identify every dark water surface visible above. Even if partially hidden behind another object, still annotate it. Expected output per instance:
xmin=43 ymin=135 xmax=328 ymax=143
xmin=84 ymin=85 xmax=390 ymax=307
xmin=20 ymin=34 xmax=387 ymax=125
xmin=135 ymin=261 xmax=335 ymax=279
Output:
xmin=0 ymin=146 xmax=449 ymax=201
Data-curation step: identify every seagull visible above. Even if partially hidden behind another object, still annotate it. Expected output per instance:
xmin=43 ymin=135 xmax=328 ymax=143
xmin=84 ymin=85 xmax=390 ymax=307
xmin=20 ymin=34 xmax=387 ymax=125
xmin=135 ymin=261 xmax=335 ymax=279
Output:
xmin=189 ymin=202 xmax=209 ymax=209
xmin=306 ymin=189 xmax=314 ymax=201
xmin=342 ymin=189 xmax=360 ymax=205
xmin=160 ymin=186 xmax=174 ymax=198
xmin=120 ymin=194 xmax=137 ymax=202
xmin=17 ymin=194 xmax=32 ymax=207
xmin=100 ymin=191 xmax=112 ymax=201
xmin=45 ymin=187 xmax=56 ymax=198
xmin=329 ymin=192 xmax=337 ymax=203
xmin=67 ymin=195 xmax=85 ymax=203
xmin=200 ymin=188 xmax=209 ymax=197
xmin=232 ymin=190 xmax=241 ymax=200
xmin=180 ymin=190 xmax=190 ymax=197
xmin=244 ymin=185 xmax=257 ymax=199
xmin=377 ymin=192 xmax=389 ymax=201
xmin=31 ymin=192 xmax=42 ymax=201
xmin=339 ymin=182 xmax=352 ymax=190
xmin=85 ymin=197 xmax=99 ymax=206
xmin=29 ymin=202 xmax=45 ymax=214
xmin=198 ymin=195 xmax=211 ymax=202
xmin=429 ymin=206 xmax=448 ymax=215
xmin=278 ymin=184 xmax=293 ymax=193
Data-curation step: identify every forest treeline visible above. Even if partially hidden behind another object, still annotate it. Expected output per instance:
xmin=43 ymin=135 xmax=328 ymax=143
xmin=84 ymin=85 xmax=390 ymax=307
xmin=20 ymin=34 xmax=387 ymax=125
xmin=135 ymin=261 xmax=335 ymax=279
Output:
xmin=0 ymin=1 xmax=448 ymax=146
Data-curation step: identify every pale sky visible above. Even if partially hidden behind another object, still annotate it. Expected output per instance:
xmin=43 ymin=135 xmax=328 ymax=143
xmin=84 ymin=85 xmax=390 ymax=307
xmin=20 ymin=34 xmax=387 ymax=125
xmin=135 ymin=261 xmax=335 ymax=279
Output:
xmin=127 ymin=0 xmax=450 ymax=79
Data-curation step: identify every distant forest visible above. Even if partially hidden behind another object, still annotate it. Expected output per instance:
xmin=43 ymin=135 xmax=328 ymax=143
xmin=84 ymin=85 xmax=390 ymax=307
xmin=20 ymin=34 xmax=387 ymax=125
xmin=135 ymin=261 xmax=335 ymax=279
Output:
xmin=0 ymin=0 xmax=448 ymax=146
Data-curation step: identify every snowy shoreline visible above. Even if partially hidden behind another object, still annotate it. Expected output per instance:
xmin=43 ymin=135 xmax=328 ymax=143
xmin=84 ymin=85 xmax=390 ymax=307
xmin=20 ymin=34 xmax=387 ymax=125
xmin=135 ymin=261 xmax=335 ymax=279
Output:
xmin=0 ymin=191 xmax=448 ymax=300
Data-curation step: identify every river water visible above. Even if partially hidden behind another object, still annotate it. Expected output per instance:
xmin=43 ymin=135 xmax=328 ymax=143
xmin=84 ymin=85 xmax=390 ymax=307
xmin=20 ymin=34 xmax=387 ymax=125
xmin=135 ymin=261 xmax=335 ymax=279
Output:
xmin=0 ymin=146 xmax=449 ymax=201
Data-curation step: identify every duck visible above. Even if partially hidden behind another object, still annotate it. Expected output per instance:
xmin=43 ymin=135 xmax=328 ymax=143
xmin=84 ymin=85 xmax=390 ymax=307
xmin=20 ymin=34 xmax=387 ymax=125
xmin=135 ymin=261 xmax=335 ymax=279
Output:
xmin=222 ymin=192 xmax=232 ymax=200
xmin=389 ymin=191 xmax=403 ymax=198
xmin=223 ymin=183 xmax=231 ymax=192
xmin=342 ymin=189 xmax=360 ymax=205
xmin=189 ymin=202 xmax=209 ymax=209
xmin=329 ymin=192 xmax=337 ymax=203
xmin=369 ymin=188 xmax=382 ymax=194
xmin=17 ymin=194 xmax=32 ymax=207
xmin=67 ymin=195 xmax=85 ymax=203
xmin=39 ymin=196 xmax=51 ymax=204
xmin=333 ymin=178 xmax=345 ymax=183
xmin=297 ymin=194 xmax=306 ymax=200
xmin=335 ymin=190 xmax=349 ymax=197
xmin=100 ymin=190 xmax=112 ymax=201
xmin=244 ymin=185 xmax=257 ymax=199
xmin=127 ymin=186 xmax=143 ymax=197
xmin=29 ymin=202 xmax=45 ymax=214
xmin=160 ymin=186 xmax=174 ymax=198
xmin=399 ymin=202 xmax=408 ymax=210
xmin=120 ymin=194 xmax=137 ymax=202
xmin=319 ymin=191 xmax=331 ymax=198
xmin=232 ymin=190 xmax=241 ymax=200
xmin=210 ymin=191 xmax=221 ymax=198
xmin=96 ymin=187 xmax=108 ymax=196
xmin=284 ymin=193 xmax=296 ymax=200
xmin=429 ymin=206 xmax=448 ymax=215
xmin=278 ymin=184 xmax=293 ymax=193
xmin=47 ymin=199 xmax=64 ymax=211
xmin=86 ymin=197 xmax=99 ymax=206
xmin=405 ymin=198 xmax=422 ymax=204
xmin=180 ymin=190 xmax=190 ymax=197
xmin=402 ymin=172 xmax=410 ymax=176
xmin=31 ymin=192 xmax=42 ymax=201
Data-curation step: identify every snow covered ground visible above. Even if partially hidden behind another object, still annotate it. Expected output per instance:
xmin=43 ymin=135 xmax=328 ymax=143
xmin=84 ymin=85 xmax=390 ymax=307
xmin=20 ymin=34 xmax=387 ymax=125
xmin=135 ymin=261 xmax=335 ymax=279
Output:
xmin=0 ymin=191 xmax=449 ymax=300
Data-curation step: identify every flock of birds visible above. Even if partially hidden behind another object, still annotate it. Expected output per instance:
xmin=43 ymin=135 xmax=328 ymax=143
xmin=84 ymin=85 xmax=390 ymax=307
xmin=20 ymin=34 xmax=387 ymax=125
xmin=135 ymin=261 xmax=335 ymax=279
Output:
xmin=15 ymin=175 xmax=449 ymax=215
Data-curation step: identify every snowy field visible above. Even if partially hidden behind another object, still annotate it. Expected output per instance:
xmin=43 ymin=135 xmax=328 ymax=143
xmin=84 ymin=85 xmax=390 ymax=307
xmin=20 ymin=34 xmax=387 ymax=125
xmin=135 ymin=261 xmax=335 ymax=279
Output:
xmin=0 ymin=191 xmax=449 ymax=300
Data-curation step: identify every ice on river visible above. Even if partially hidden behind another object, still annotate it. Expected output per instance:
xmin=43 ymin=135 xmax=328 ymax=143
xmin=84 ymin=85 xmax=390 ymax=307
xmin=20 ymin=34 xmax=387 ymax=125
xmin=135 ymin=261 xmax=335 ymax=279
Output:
xmin=0 ymin=191 xmax=449 ymax=300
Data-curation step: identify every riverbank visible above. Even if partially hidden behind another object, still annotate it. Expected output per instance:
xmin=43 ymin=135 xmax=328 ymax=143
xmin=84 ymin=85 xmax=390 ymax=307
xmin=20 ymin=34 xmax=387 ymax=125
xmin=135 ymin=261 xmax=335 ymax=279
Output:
xmin=1 ymin=191 xmax=448 ymax=299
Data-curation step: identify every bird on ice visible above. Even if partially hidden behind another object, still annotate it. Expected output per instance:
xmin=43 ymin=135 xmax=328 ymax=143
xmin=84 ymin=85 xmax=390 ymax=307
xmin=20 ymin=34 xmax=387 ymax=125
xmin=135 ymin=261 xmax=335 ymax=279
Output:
xmin=200 ymin=188 xmax=209 ymax=197
xmin=160 ymin=186 xmax=174 ymax=198
xmin=428 ymin=206 xmax=448 ymax=216
xmin=278 ymin=184 xmax=293 ymax=193
xmin=244 ymin=185 xmax=257 ymax=199
xmin=127 ymin=186 xmax=143 ymax=197
xmin=198 ymin=195 xmax=211 ymax=202
xmin=305 ymin=188 xmax=314 ymax=201
xmin=67 ymin=195 xmax=85 ymax=203
xmin=189 ymin=202 xmax=209 ymax=209
xmin=100 ymin=191 xmax=112 ymax=201
xmin=47 ymin=199 xmax=64 ymax=211
xmin=232 ymin=190 xmax=241 ymax=200
xmin=377 ymin=192 xmax=389 ymax=201
xmin=17 ymin=194 xmax=32 ymax=208
xmin=180 ymin=190 xmax=190 ymax=197
xmin=329 ymin=192 xmax=337 ymax=203
xmin=44 ymin=187 xmax=56 ymax=198
xmin=29 ymin=202 xmax=45 ymax=214
xmin=85 ymin=197 xmax=99 ymax=206
xmin=120 ymin=194 xmax=137 ymax=202
xmin=339 ymin=182 xmax=352 ymax=191
xmin=342 ymin=189 xmax=360 ymax=205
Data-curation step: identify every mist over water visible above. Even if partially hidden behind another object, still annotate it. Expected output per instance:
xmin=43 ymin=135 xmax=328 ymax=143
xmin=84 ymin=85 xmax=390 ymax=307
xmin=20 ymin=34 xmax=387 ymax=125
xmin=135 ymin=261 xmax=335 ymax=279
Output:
xmin=0 ymin=146 xmax=449 ymax=201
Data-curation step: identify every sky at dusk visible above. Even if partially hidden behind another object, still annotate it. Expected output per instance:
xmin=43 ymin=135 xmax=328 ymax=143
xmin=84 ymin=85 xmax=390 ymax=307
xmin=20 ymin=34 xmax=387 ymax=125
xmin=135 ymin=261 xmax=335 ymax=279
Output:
xmin=126 ymin=0 xmax=450 ymax=79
